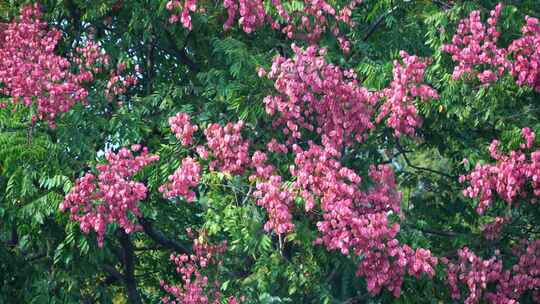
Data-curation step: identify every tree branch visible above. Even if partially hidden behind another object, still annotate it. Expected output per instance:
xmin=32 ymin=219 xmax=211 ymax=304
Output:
xmin=134 ymin=245 xmax=164 ymax=252
xmin=138 ymin=217 xmax=191 ymax=254
xmin=7 ymin=225 xmax=18 ymax=248
xmin=162 ymin=27 xmax=199 ymax=72
xmin=145 ymin=29 xmax=155 ymax=95
xmin=25 ymin=252 xmax=46 ymax=263
xmin=396 ymin=141 xmax=456 ymax=179
xmin=103 ymin=264 xmax=124 ymax=283
xmin=405 ymin=224 xmax=461 ymax=237
xmin=432 ymin=0 xmax=452 ymax=10
xmin=363 ymin=5 xmax=398 ymax=41
xmin=117 ymin=231 xmax=142 ymax=304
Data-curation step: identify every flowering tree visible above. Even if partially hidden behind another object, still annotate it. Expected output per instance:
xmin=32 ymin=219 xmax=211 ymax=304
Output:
xmin=1 ymin=1 xmax=540 ymax=303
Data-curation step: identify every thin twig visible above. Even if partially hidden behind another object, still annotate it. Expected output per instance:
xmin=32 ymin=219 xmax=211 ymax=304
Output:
xmin=396 ymin=140 xmax=457 ymax=179
xmin=363 ymin=5 xmax=399 ymax=41
xmin=241 ymin=184 xmax=253 ymax=205
xmin=405 ymin=224 xmax=462 ymax=237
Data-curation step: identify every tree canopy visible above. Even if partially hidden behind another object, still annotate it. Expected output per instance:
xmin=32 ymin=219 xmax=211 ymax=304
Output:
xmin=1 ymin=0 xmax=540 ymax=303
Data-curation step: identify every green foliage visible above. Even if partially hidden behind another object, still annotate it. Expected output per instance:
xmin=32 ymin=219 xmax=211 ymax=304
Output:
xmin=1 ymin=0 xmax=540 ymax=303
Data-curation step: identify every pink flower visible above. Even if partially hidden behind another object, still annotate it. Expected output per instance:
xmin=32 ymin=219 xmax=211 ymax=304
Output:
xmin=169 ymin=112 xmax=199 ymax=146
xmin=377 ymin=51 xmax=438 ymax=137
xmin=161 ymin=233 xmax=237 ymax=304
xmin=204 ymin=121 xmax=250 ymax=175
xmin=0 ymin=4 xmax=114 ymax=127
xmin=461 ymin=129 xmax=539 ymax=213
xmin=62 ymin=145 xmax=159 ymax=246
xmin=159 ymin=157 xmax=201 ymax=202
xmin=444 ymin=242 xmax=540 ymax=304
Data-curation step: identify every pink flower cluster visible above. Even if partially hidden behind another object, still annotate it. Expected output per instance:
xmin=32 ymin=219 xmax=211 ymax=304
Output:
xmin=357 ymin=239 xmax=438 ymax=297
xmin=290 ymin=142 xmax=436 ymax=296
xmin=0 ymin=4 xmax=132 ymax=125
xmin=233 ymin=0 xmax=268 ymax=33
xmin=104 ymin=62 xmax=139 ymax=102
xmin=169 ymin=112 xmax=199 ymax=146
xmin=160 ymin=157 xmax=201 ymax=202
xmin=443 ymin=3 xmax=540 ymax=92
xmin=252 ymin=174 xmax=294 ymax=234
xmin=166 ymin=0 xmax=198 ymax=30
xmin=264 ymin=45 xmax=437 ymax=146
xmin=160 ymin=231 xmax=238 ymax=304
xmin=71 ymin=41 xmax=110 ymax=85
xmin=459 ymin=127 xmax=540 ymax=214
xmin=61 ymin=145 xmax=159 ymax=246
xmin=508 ymin=16 xmax=540 ymax=92
xmin=442 ymin=3 xmax=507 ymax=84
xmin=291 ymin=142 xmax=361 ymax=218
xmin=204 ymin=121 xmax=250 ymax=175
xmin=444 ymin=247 xmax=504 ymax=304
xmin=278 ymin=0 xmax=363 ymax=53
xmin=263 ymin=45 xmax=376 ymax=150
xmin=365 ymin=163 xmax=403 ymax=214
xmin=443 ymin=241 xmax=540 ymax=304
xmin=223 ymin=0 xmax=240 ymax=31
xmin=266 ymin=138 xmax=288 ymax=154
xmin=250 ymin=150 xmax=294 ymax=235
xmin=377 ymin=51 xmax=439 ymax=137
xmin=0 ymin=4 xmax=87 ymax=127
xmin=169 ymin=0 xmax=362 ymax=52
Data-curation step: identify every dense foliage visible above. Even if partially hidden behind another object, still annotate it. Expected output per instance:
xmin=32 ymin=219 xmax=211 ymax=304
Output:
xmin=1 ymin=1 xmax=540 ymax=303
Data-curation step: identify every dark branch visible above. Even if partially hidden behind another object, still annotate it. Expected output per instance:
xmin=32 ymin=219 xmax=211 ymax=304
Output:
xmin=405 ymin=224 xmax=461 ymax=237
xmin=162 ymin=27 xmax=199 ymax=72
xmin=25 ymin=252 xmax=46 ymax=263
xmin=134 ymin=245 xmax=164 ymax=252
xmin=117 ymin=231 xmax=142 ymax=304
xmin=103 ymin=264 xmax=124 ymax=283
xmin=396 ymin=141 xmax=456 ymax=179
xmin=7 ymin=225 xmax=18 ymax=248
xmin=138 ymin=217 xmax=191 ymax=254
xmin=363 ymin=5 xmax=398 ymax=41
xmin=432 ymin=0 xmax=453 ymax=10
xmin=145 ymin=30 xmax=155 ymax=95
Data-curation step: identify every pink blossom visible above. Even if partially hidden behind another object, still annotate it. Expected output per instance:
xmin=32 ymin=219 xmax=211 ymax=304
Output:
xmin=204 ymin=121 xmax=250 ymax=175
xmin=442 ymin=4 xmax=508 ymax=84
xmin=290 ymin=142 xmax=436 ymax=296
xmin=461 ymin=129 xmax=540 ymax=213
xmin=264 ymin=44 xmax=376 ymax=150
xmin=166 ymin=0 xmax=198 ymax=30
xmin=249 ymin=150 xmax=294 ymax=235
xmin=377 ymin=51 xmax=439 ymax=137
xmin=0 ymin=4 xmax=89 ymax=127
xmin=61 ymin=146 xmax=159 ymax=246
xmin=169 ymin=112 xmax=199 ymax=146
xmin=159 ymin=157 xmax=201 ymax=202
xmin=508 ymin=16 xmax=540 ymax=92
xmin=443 ymin=3 xmax=540 ymax=93
xmin=444 ymin=242 xmax=540 ymax=304
xmin=161 ymin=232 xmax=239 ymax=304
